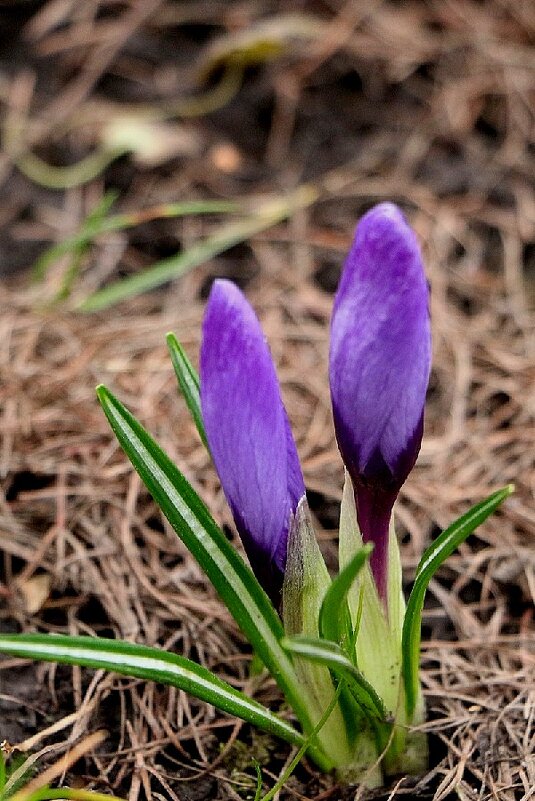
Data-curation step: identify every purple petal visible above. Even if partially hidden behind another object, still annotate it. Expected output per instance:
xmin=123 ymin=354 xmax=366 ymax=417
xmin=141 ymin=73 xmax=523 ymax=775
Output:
xmin=200 ymin=279 xmax=305 ymax=601
xmin=329 ymin=203 xmax=431 ymax=598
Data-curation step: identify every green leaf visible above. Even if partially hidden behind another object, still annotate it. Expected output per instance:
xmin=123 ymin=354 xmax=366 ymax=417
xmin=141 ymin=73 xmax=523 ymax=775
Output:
xmin=24 ymin=789 xmax=125 ymax=801
xmin=96 ymin=385 xmax=329 ymax=768
xmin=0 ymin=634 xmax=305 ymax=751
xmin=316 ymin=541 xmax=375 ymax=755
xmin=78 ymin=186 xmax=318 ymax=312
xmin=0 ymin=751 xmax=5 ymax=795
xmin=33 ymin=191 xmax=119 ymax=281
xmin=166 ymin=333 xmax=207 ymax=448
xmin=33 ymin=199 xmax=238 ymax=282
xmin=1 ymin=752 xmax=36 ymax=800
xmin=252 ymin=761 xmax=263 ymax=801
xmin=402 ymin=485 xmax=514 ymax=719
xmin=281 ymin=636 xmax=388 ymax=726
xmin=319 ymin=543 xmax=373 ymax=648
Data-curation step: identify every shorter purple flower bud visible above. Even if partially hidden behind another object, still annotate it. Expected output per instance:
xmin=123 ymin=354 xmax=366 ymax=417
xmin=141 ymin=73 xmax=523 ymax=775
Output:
xmin=329 ymin=203 xmax=431 ymax=600
xmin=200 ymin=279 xmax=305 ymax=602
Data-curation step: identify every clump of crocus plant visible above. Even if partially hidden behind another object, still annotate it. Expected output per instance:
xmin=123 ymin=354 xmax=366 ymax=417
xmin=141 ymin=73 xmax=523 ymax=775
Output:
xmin=0 ymin=203 xmax=512 ymax=791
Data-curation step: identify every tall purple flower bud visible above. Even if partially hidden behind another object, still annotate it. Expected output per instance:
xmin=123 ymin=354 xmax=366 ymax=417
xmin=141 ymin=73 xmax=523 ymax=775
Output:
xmin=329 ymin=203 xmax=431 ymax=601
xmin=200 ymin=279 xmax=305 ymax=602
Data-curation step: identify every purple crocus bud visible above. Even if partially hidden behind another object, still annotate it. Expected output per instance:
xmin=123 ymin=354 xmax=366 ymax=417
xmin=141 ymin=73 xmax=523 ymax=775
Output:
xmin=200 ymin=279 xmax=305 ymax=602
xmin=329 ymin=203 xmax=431 ymax=601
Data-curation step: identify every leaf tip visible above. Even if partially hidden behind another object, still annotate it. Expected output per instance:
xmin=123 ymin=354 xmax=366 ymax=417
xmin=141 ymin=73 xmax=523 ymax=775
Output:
xmin=95 ymin=384 xmax=110 ymax=404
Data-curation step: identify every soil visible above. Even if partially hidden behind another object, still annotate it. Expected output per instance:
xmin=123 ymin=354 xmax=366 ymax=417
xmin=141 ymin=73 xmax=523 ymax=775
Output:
xmin=0 ymin=1 xmax=534 ymax=800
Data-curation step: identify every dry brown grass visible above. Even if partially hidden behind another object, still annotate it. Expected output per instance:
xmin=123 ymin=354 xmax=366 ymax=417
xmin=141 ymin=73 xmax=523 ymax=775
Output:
xmin=1 ymin=1 xmax=534 ymax=799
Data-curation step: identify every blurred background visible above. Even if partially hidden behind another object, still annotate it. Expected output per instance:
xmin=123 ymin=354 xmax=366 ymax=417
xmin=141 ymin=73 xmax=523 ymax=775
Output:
xmin=0 ymin=1 xmax=534 ymax=800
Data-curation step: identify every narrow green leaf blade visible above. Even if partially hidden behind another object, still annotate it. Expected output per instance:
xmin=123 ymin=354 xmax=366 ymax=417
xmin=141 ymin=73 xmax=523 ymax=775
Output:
xmin=33 ymin=199 xmax=237 ymax=282
xmin=281 ymin=636 xmax=388 ymax=725
xmin=78 ymin=186 xmax=318 ymax=312
xmin=33 ymin=191 xmax=119 ymax=281
xmin=319 ymin=543 xmax=373 ymax=647
xmin=96 ymin=385 xmax=322 ymax=752
xmin=0 ymin=633 xmax=303 ymax=748
xmin=402 ymin=485 xmax=514 ymax=719
xmin=166 ymin=333 xmax=207 ymax=448
xmin=0 ymin=750 xmax=5 ymax=794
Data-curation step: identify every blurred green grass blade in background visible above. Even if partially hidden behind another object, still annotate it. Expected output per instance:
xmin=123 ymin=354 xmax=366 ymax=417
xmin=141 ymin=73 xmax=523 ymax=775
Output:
xmin=402 ymin=484 xmax=514 ymax=720
xmin=0 ymin=634 xmax=306 ymax=750
xmin=33 ymin=196 xmax=239 ymax=282
xmin=79 ymin=185 xmax=318 ymax=312
xmin=166 ymin=333 xmax=207 ymax=449
xmin=33 ymin=190 xmax=118 ymax=284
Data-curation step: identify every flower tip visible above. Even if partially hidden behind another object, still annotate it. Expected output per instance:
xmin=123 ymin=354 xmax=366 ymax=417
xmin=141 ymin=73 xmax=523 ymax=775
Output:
xmin=210 ymin=276 xmax=234 ymax=292
xmin=356 ymin=202 xmax=418 ymax=249
xmin=206 ymin=277 xmax=242 ymax=309
xmin=202 ymin=279 xmax=261 ymax=373
xmin=364 ymin=201 xmax=405 ymax=221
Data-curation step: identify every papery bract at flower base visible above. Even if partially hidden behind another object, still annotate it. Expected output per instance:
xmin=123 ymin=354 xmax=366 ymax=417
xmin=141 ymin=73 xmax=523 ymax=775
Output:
xmin=330 ymin=203 xmax=431 ymax=601
xmin=200 ymin=279 xmax=305 ymax=602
